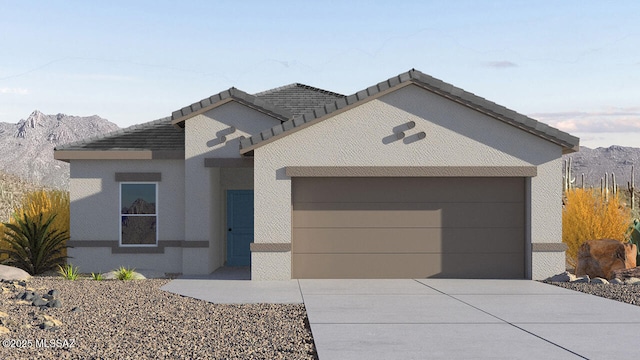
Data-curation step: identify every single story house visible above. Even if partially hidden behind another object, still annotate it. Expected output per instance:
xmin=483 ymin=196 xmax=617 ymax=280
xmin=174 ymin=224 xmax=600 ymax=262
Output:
xmin=54 ymin=69 xmax=579 ymax=280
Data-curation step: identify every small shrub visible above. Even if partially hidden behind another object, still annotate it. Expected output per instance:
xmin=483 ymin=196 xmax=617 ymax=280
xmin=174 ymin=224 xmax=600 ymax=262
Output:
xmin=58 ymin=263 xmax=79 ymax=280
xmin=563 ymin=188 xmax=631 ymax=267
xmin=114 ymin=266 xmax=136 ymax=281
xmin=1 ymin=213 xmax=69 ymax=275
xmin=91 ymin=272 xmax=104 ymax=281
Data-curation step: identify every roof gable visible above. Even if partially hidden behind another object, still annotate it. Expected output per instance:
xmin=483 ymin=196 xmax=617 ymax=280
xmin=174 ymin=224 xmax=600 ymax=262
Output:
xmin=171 ymin=87 xmax=292 ymax=128
xmin=239 ymin=69 xmax=579 ymax=155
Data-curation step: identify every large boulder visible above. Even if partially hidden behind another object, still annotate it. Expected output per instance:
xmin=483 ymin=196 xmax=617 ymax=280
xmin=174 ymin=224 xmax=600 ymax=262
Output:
xmin=576 ymin=239 xmax=637 ymax=280
xmin=0 ymin=265 xmax=31 ymax=281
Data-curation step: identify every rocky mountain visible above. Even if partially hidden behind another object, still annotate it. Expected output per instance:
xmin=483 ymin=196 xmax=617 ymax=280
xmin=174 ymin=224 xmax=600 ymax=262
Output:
xmin=122 ymin=198 xmax=156 ymax=215
xmin=563 ymin=145 xmax=640 ymax=189
xmin=0 ymin=110 xmax=120 ymax=189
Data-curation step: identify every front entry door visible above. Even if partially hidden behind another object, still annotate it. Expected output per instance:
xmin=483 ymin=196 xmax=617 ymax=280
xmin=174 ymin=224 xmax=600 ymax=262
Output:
xmin=226 ymin=190 xmax=254 ymax=266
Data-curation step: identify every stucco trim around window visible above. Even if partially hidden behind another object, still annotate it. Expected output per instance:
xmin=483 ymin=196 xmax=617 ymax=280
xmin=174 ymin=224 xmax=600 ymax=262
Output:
xmin=115 ymin=172 xmax=162 ymax=182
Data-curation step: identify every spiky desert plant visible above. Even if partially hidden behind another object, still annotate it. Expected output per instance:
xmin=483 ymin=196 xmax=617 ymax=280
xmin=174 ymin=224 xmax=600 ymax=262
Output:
xmin=91 ymin=272 xmax=104 ymax=281
xmin=563 ymin=188 xmax=631 ymax=267
xmin=7 ymin=190 xmax=70 ymax=259
xmin=58 ymin=263 xmax=79 ymax=280
xmin=1 ymin=213 xmax=69 ymax=275
xmin=114 ymin=266 xmax=136 ymax=280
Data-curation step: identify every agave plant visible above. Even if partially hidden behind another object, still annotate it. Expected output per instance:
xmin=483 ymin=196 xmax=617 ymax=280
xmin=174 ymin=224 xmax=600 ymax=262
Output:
xmin=1 ymin=212 xmax=69 ymax=275
xmin=626 ymin=218 xmax=640 ymax=265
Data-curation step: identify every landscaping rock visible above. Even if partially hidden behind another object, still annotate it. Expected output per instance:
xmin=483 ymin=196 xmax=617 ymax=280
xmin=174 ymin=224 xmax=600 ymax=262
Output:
xmin=572 ymin=275 xmax=590 ymax=283
xmin=101 ymin=270 xmax=147 ymax=280
xmin=31 ymin=297 xmax=47 ymax=307
xmin=42 ymin=315 xmax=62 ymax=326
xmin=626 ymin=277 xmax=640 ymax=285
xmin=135 ymin=269 xmax=166 ymax=279
xmin=47 ymin=289 xmax=59 ymax=298
xmin=612 ymin=267 xmax=640 ymax=280
xmin=547 ymin=271 xmax=576 ymax=282
xmin=71 ymin=307 xmax=82 ymax=313
xmin=47 ymin=299 xmax=62 ymax=308
xmin=610 ymin=278 xmax=624 ymax=284
xmin=0 ymin=265 xmax=31 ymax=281
xmin=591 ymin=277 xmax=609 ymax=284
xmin=576 ymin=239 xmax=636 ymax=279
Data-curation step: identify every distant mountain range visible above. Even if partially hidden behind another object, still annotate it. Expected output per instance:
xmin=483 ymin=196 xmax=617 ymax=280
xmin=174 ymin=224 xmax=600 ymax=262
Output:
xmin=0 ymin=110 xmax=120 ymax=189
xmin=563 ymin=145 xmax=640 ymax=189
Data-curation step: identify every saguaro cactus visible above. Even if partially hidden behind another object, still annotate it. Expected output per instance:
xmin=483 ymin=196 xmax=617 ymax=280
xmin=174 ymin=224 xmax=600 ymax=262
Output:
xmin=563 ymin=158 xmax=575 ymax=191
xmin=629 ymin=165 xmax=636 ymax=210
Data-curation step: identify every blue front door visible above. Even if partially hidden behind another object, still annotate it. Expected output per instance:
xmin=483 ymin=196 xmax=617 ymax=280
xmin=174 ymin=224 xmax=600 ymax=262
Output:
xmin=226 ymin=190 xmax=254 ymax=266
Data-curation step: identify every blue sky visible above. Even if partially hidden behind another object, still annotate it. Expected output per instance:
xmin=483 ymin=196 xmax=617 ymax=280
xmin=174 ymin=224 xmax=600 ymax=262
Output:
xmin=1 ymin=1 xmax=639 ymax=148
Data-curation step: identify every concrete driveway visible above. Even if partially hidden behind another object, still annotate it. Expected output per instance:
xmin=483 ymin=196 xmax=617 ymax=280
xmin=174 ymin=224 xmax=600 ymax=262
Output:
xmin=162 ymin=277 xmax=640 ymax=359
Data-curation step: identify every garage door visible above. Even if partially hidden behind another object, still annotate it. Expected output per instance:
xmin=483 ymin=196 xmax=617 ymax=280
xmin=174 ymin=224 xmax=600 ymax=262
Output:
xmin=292 ymin=177 xmax=524 ymax=279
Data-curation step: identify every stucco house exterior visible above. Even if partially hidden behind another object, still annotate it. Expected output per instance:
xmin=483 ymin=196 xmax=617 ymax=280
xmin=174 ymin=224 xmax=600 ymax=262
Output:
xmin=54 ymin=69 xmax=579 ymax=280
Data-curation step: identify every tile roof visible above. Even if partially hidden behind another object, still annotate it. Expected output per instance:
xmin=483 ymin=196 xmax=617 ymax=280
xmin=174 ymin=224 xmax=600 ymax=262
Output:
xmin=55 ymin=69 xmax=579 ymax=157
xmin=254 ymin=83 xmax=345 ymax=118
xmin=171 ymin=87 xmax=291 ymax=128
xmin=56 ymin=83 xmax=345 ymax=153
xmin=239 ymin=69 xmax=580 ymax=154
xmin=54 ymin=117 xmax=183 ymax=151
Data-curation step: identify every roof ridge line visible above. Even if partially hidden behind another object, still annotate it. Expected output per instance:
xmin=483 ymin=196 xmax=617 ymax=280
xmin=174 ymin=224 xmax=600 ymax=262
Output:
xmin=253 ymin=83 xmax=345 ymax=97
xmin=171 ymin=87 xmax=293 ymax=126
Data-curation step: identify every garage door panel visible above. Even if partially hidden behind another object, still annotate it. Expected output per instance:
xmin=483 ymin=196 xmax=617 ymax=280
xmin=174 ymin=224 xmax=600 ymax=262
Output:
xmin=291 ymin=177 xmax=525 ymax=279
xmin=292 ymin=177 xmax=523 ymax=203
xmin=293 ymin=228 xmax=525 ymax=254
xmin=293 ymin=203 xmax=523 ymax=228
xmin=292 ymin=253 xmax=524 ymax=279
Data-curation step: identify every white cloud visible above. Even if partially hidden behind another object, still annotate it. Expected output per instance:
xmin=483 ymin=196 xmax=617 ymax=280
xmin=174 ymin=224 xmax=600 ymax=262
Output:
xmin=483 ymin=61 xmax=518 ymax=69
xmin=530 ymin=108 xmax=640 ymax=133
xmin=0 ymin=87 xmax=29 ymax=95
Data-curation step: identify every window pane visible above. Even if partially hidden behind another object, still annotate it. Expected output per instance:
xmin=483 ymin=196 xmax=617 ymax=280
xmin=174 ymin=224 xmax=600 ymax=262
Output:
xmin=121 ymin=216 xmax=156 ymax=245
xmin=121 ymin=184 xmax=156 ymax=214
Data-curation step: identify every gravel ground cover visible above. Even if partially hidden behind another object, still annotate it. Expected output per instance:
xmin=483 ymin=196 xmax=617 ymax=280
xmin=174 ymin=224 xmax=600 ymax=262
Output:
xmin=544 ymin=281 xmax=640 ymax=306
xmin=0 ymin=277 xmax=317 ymax=359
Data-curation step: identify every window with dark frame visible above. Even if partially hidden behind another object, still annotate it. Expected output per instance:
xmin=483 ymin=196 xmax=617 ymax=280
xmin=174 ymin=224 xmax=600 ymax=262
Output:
xmin=120 ymin=183 xmax=157 ymax=246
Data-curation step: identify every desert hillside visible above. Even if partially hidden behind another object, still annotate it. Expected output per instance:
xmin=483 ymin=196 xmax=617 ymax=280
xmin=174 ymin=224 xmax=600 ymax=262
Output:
xmin=0 ymin=110 xmax=120 ymax=190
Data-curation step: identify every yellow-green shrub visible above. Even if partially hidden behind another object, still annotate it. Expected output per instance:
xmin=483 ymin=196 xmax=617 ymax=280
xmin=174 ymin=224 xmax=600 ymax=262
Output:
xmin=0 ymin=190 xmax=70 ymax=261
xmin=562 ymin=188 xmax=631 ymax=267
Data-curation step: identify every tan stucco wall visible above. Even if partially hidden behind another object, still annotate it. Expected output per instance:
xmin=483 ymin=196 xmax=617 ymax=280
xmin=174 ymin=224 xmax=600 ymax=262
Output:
xmin=184 ymin=101 xmax=279 ymax=274
xmin=68 ymin=159 xmax=185 ymax=273
xmin=253 ymin=84 xmax=564 ymax=280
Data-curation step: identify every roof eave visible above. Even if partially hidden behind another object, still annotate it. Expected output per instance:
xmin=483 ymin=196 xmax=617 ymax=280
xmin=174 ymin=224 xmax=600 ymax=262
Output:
xmin=54 ymin=149 xmax=185 ymax=161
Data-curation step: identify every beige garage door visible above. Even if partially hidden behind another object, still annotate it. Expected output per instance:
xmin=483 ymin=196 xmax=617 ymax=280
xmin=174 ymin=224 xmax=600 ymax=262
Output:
xmin=292 ymin=177 xmax=524 ymax=279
